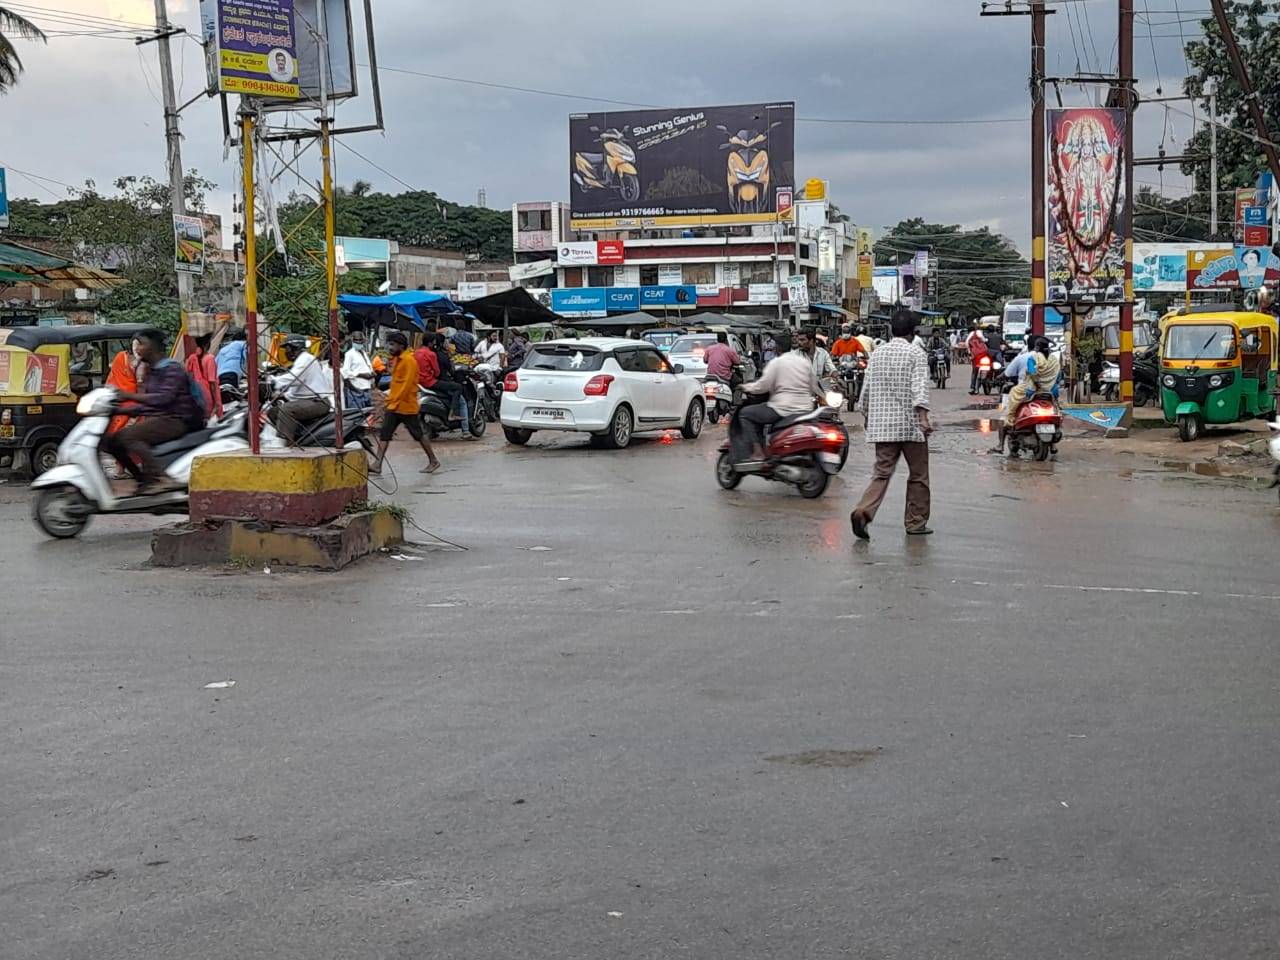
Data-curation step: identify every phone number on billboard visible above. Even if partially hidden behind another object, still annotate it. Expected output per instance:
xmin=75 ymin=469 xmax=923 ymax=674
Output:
xmin=618 ymin=207 xmax=668 ymax=217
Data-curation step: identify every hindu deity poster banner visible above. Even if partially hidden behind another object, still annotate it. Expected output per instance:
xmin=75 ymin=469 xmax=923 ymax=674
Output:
xmin=1046 ymin=108 xmax=1128 ymax=303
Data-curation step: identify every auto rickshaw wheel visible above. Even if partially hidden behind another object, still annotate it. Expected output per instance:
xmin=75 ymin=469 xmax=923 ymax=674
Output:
xmin=30 ymin=441 xmax=60 ymax=478
xmin=1177 ymin=413 xmax=1203 ymax=442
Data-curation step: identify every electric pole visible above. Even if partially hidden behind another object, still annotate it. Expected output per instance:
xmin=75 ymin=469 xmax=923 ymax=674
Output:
xmin=1118 ymin=0 xmax=1135 ymax=402
xmin=150 ymin=0 xmax=192 ymax=309
xmin=1030 ymin=0 xmax=1047 ymax=338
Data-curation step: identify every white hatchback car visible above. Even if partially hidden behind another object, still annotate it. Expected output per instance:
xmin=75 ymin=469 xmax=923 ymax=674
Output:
xmin=500 ymin=338 xmax=706 ymax=448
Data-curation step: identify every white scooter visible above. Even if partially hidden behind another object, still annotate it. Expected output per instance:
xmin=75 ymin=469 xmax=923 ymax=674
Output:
xmin=30 ymin=387 xmax=249 ymax=539
xmin=1268 ymin=423 xmax=1280 ymax=502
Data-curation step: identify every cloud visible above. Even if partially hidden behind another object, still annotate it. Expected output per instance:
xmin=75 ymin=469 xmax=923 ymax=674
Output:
xmin=816 ymin=72 xmax=843 ymax=89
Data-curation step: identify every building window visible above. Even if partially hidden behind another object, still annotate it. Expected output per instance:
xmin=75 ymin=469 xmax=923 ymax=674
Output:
xmin=562 ymin=267 xmax=583 ymax=288
xmin=683 ymin=264 xmax=715 ymax=285
xmin=518 ymin=209 xmax=551 ymax=232
xmin=745 ymin=262 xmax=775 ymax=284
xmin=639 ymin=265 xmax=660 ymax=286
xmin=587 ymin=266 xmax=613 ymax=287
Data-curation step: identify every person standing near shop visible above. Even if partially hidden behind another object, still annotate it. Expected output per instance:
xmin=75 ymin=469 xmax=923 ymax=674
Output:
xmin=850 ymin=309 xmax=933 ymax=540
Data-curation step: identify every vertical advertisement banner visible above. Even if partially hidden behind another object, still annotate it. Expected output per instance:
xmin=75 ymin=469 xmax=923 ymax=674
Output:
xmin=1046 ymin=108 xmax=1127 ymax=303
xmin=207 ymin=0 xmax=301 ymax=99
xmin=1234 ymin=188 xmax=1259 ymax=244
xmin=0 ymin=167 xmax=8 ymax=229
xmin=856 ymin=228 xmax=874 ymax=287
xmin=786 ymin=275 xmax=809 ymax=312
xmin=174 ymin=214 xmax=207 ymax=275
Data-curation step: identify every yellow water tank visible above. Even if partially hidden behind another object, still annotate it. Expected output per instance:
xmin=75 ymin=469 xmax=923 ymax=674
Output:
xmin=803 ymin=178 xmax=826 ymax=200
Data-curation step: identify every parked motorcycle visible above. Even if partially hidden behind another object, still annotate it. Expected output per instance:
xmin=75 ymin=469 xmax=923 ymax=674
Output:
xmin=573 ymin=126 xmax=640 ymax=203
xmin=715 ymin=394 xmax=849 ymax=499
xmin=1267 ymin=422 xmax=1280 ymax=501
xmin=702 ymin=375 xmax=734 ymax=424
xmin=929 ymin=345 xmax=950 ymax=389
xmin=30 ymin=387 xmax=249 ymax=539
xmin=1100 ymin=361 xmax=1120 ymax=400
xmin=717 ymin=121 xmax=783 ymax=214
xmin=1005 ymin=391 xmax=1063 ymax=461
xmin=469 ymin=367 xmax=503 ymax=423
xmin=419 ymin=381 xmax=487 ymax=439
xmin=837 ymin=356 xmax=867 ymax=411
xmin=1096 ymin=349 xmax=1159 ymax=404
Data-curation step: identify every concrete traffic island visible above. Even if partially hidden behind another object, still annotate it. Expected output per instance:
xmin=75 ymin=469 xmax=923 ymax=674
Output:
xmin=150 ymin=448 xmax=404 ymax=570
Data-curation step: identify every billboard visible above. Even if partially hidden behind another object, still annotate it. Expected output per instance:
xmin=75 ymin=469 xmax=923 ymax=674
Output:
xmin=173 ymin=214 xmax=206 ymax=275
xmin=569 ymin=101 xmax=795 ymax=230
xmin=1186 ymin=247 xmax=1238 ymax=290
xmin=1046 ymin=108 xmax=1127 ymax=303
xmin=551 ymin=285 xmax=696 ymax=316
xmin=201 ymin=0 xmax=301 ymax=99
xmin=0 ymin=168 xmax=7 ymax=229
xmin=856 ymin=228 xmax=874 ymax=287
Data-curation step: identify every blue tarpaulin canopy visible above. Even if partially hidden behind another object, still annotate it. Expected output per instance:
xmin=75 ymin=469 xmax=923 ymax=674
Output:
xmin=337 ymin=290 xmax=464 ymax=332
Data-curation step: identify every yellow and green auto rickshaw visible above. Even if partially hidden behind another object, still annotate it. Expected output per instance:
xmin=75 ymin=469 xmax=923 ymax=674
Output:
xmin=0 ymin=324 xmax=149 ymax=475
xmin=1160 ymin=309 xmax=1278 ymax=441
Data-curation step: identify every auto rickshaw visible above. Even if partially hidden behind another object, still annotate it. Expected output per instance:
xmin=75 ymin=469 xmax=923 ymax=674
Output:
xmin=1160 ymin=309 xmax=1278 ymax=441
xmin=0 ymin=324 xmax=149 ymax=476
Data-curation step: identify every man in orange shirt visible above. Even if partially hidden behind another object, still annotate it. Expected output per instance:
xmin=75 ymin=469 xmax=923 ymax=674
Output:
xmin=367 ymin=332 xmax=441 ymax=475
xmin=830 ymin=325 xmax=867 ymax=359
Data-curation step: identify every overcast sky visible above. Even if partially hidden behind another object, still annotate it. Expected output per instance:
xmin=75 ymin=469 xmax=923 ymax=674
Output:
xmin=1 ymin=0 xmax=1207 ymax=254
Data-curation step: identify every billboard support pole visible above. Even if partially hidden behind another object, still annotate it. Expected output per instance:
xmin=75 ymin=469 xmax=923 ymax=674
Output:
xmin=149 ymin=0 xmax=193 ymax=312
xmin=1030 ymin=0 xmax=1047 ymax=340
xmin=774 ymin=224 xmax=783 ymax=325
xmin=1118 ymin=0 xmax=1135 ymax=402
xmin=241 ymin=110 xmax=262 ymax=455
xmin=317 ymin=0 xmax=344 ymax=449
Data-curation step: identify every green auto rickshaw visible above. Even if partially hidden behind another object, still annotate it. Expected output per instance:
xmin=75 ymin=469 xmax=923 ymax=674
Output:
xmin=1160 ymin=309 xmax=1278 ymax=441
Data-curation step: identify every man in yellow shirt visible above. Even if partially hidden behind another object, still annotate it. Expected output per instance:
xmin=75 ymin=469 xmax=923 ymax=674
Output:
xmin=368 ymin=331 xmax=442 ymax=475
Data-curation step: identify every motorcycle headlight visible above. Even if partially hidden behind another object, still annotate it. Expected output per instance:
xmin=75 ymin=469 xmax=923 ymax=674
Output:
xmin=825 ymin=391 xmax=844 ymax=408
xmin=615 ymin=144 xmax=636 ymax=162
xmin=1162 ymin=375 xmax=1176 ymax=388
xmin=737 ymin=168 xmax=763 ymax=181
xmin=1209 ymin=374 xmax=1224 ymax=388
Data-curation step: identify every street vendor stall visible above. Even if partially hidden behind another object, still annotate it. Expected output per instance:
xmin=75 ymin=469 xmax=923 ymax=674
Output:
xmin=337 ymin=290 xmax=464 ymax=333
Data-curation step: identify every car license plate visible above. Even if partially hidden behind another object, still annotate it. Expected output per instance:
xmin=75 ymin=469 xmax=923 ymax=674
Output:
xmin=530 ymin=407 xmax=567 ymax=421
xmin=1035 ymin=424 xmax=1056 ymax=437
xmin=0 ymin=425 xmax=13 ymax=439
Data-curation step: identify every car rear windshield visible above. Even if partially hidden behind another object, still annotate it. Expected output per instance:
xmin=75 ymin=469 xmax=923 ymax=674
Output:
xmin=523 ymin=344 xmax=606 ymax=372
xmin=670 ymin=335 xmax=718 ymax=354
xmin=1165 ymin=324 xmax=1236 ymax=360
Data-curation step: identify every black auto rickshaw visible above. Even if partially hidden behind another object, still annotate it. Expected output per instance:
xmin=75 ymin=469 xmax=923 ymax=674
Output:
xmin=0 ymin=324 xmax=150 ymax=476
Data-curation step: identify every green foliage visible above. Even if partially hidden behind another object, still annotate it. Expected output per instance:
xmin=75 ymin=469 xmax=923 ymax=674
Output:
xmin=279 ymin=186 xmax=510 ymax=260
xmin=98 ymin=286 xmax=182 ymax=334
xmin=0 ymin=5 xmax=46 ymax=92
xmin=1075 ymin=332 xmax=1105 ymax=366
xmin=874 ymin=219 xmax=1029 ymax=320
xmin=1133 ymin=186 xmax=1212 ymax=243
xmin=1181 ymin=1 xmax=1280 ymax=226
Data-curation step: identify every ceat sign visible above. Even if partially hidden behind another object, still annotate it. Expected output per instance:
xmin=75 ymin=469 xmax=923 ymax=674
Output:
xmin=557 ymin=240 xmax=625 ymax=266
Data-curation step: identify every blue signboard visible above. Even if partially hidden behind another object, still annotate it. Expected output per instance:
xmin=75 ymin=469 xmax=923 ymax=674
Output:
xmin=639 ymin=284 xmax=696 ymax=306
xmin=1244 ymin=205 xmax=1268 ymax=226
xmin=0 ymin=168 xmax=8 ymax=229
xmin=551 ymin=285 xmax=695 ymax=315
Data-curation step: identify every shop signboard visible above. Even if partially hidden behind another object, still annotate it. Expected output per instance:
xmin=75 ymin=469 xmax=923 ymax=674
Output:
xmin=556 ymin=240 xmax=625 ymax=266
xmin=1243 ymin=205 xmax=1268 ymax=226
xmin=200 ymin=0 xmax=301 ymax=99
xmin=551 ymin=285 xmax=695 ymax=314
xmin=1046 ymin=108 xmax=1127 ymax=302
xmin=1236 ymin=246 xmax=1280 ymax=289
xmin=720 ymin=263 xmax=741 ymax=287
xmin=657 ymin=264 xmax=683 ymax=286
xmin=640 ymin=284 xmax=696 ymax=307
xmin=748 ymin=283 xmax=779 ymax=305
xmin=1186 ymin=247 xmax=1239 ymax=290
xmin=457 ymin=281 xmax=488 ymax=301
xmin=569 ymin=101 xmax=795 ymax=230
xmin=1244 ymin=225 xmax=1270 ymax=247
xmin=509 ymin=259 xmax=555 ymax=282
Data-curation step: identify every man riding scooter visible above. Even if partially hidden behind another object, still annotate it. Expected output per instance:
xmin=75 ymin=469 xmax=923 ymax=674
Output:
xmin=730 ymin=333 xmax=826 ymax=471
xmin=103 ymin=329 xmax=207 ymax=494
xmin=993 ymin=336 xmax=1060 ymax=453
xmin=270 ymin=335 xmax=333 ymax=444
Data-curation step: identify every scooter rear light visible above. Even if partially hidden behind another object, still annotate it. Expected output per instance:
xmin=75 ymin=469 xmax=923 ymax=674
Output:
xmin=503 ymin=372 xmax=519 ymax=393
xmin=583 ymin=374 xmax=614 ymax=397
xmin=822 ymin=428 xmax=845 ymax=445
xmin=979 ymin=356 xmax=991 ymax=369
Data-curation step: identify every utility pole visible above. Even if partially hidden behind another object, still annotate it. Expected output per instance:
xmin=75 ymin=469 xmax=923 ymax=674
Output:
xmin=1209 ymin=82 xmax=1219 ymax=236
xmin=316 ymin=0 xmax=344 ymax=447
xmin=1030 ymin=0 xmax=1047 ymax=338
xmin=151 ymin=0 xmax=192 ymax=309
xmin=1118 ymin=0 xmax=1135 ymax=402
xmin=1209 ymin=0 xmax=1280 ymax=186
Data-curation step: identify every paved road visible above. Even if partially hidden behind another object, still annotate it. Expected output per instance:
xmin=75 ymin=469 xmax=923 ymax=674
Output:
xmin=4 ymin=386 xmax=1280 ymax=959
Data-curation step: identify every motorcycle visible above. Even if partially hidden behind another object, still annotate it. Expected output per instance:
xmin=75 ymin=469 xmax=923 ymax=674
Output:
xmin=1267 ymin=422 xmax=1280 ymax=501
xmin=702 ymin=375 xmax=735 ymax=424
xmin=975 ymin=354 xmax=1003 ymax=395
xmin=837 ymin=356 xmax=867 ymax=411
xmin=1096 ymin=350 xmax=1158 ymax=404
xmin=929 ymin=345 xmax=950 ymax=389
xmin=469 ymin=366 xmax=503 ymax=423
xmin=717 ymin=121 xmax=783 ymax=214
xmin=1005 ymin=391 xmax=1063 ymax=461
xmin=1100 ymin=361 xmax=1119 ymax=400
xmin=572 ymin=126 xmax=640 ymax=203
xmin=30 ymin=387 xmax=249 ymax=539
xmin=715 ymin=393 xmax=849 ymax=499
xmin=419 ymin=380 xmax=487 ymax=439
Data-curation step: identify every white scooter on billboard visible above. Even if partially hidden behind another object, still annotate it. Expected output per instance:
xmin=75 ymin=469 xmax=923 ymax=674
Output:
xmin=30 ymin=387 xmax=249 ymax=539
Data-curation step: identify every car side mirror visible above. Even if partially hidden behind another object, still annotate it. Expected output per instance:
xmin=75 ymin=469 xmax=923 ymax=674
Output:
xmin=672 ymin=363 xmax=684 ymax=374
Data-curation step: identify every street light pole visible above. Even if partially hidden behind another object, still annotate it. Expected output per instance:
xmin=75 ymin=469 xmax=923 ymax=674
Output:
xmin=1119 ymin=0 xmax=1135 ymax=403
xmin=152 ymin=0 xmax=192 ymax=311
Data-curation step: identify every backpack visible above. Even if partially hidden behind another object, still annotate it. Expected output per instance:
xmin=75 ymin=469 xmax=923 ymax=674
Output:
xmin=155 ymin=358 xmax=211 ymax=421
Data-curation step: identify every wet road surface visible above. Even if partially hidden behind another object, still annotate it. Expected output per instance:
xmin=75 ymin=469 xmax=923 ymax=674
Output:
xmin=4 ymin=387 xmax=1280 ymax=959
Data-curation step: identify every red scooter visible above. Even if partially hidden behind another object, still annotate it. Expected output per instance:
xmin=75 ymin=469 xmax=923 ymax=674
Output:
xmin=716 ymin=398 xmax=849 ymax=498
xmin=1005 ymin=390 xmax=1063 ymax=461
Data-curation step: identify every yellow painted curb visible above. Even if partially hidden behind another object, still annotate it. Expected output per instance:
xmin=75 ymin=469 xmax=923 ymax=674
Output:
xmin=191 ymin=449 xmax=366 ymax=494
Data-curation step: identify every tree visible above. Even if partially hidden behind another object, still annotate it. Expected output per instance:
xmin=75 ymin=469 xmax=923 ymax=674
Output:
xmin=1181 ymin=1 xmax=1280 ymax=227
xmin=874 ymin=219 xmax=1029 ymax=319
xmin=0 ymin=6 xmax=45 ymax=92
xmin=1133 ymin=186 xmax=1212 ymax=243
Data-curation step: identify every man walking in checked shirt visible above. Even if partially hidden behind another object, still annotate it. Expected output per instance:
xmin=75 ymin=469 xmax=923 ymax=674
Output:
xmin=850 ymin=309 xmax=934 ymax=539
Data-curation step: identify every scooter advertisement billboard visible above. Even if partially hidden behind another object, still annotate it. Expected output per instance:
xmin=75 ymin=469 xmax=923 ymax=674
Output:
xmin=569 ymin=101 xmax=795 ymax=230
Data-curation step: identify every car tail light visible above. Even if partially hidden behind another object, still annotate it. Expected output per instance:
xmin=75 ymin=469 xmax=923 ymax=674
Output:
xmin=503 ymin=372 xmax=519 ymax=392
xmin=582 ymin=374 xmax=614 ymax=397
